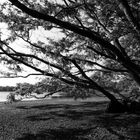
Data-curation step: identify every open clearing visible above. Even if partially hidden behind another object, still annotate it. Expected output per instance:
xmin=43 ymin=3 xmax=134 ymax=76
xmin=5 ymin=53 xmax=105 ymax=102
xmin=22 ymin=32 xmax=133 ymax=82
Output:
xmin=0 ymin=98 xmax=140 ymax=140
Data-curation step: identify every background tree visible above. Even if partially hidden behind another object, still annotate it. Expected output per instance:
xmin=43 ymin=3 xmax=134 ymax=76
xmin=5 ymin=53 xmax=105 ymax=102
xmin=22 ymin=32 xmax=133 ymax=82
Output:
xmin=0 ymin=0 xmax=140 ymax=112
xmin=10 ymin=78 xmax=68 ymax=101
xmin=0 ymin=86 xmax=15 ymax=91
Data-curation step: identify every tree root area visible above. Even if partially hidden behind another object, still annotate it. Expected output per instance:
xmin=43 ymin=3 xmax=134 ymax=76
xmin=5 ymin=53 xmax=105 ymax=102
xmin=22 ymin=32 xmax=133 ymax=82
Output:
xmin=106 ymin=100 xmax=140 ymax=114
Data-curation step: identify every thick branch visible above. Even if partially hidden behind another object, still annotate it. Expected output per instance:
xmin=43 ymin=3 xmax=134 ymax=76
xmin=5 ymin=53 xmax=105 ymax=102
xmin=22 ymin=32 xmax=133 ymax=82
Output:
xmin=8 ymin=0 xmax=124 ymax=60
xmin=71 ymin=59 xmax=94 ymax=83
xmin=75 ymin=58 xmax=128 ymax=73
xmin=29 ymin=86 xmax=68 ymax=99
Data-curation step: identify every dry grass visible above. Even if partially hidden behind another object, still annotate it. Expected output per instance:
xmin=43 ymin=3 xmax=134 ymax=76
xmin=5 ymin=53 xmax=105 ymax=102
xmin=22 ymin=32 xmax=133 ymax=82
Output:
xmin=0 ymin=98 xmax=140 ymax=140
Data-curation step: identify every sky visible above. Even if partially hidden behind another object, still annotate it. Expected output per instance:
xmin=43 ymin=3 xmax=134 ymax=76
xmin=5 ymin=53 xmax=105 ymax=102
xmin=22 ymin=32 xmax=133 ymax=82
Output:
xmin=0 ymin=0 xmax=65 ymax=86
xmin=0 ymin=76 xmax=42 ymax=86
xmin=0 ymin=0 xmax=6 ymax=3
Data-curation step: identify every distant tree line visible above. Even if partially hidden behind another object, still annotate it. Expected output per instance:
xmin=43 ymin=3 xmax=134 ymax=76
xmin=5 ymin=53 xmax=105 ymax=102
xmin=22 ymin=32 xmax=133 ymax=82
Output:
xmin=0 ymin=86 xmax=15 ymax=92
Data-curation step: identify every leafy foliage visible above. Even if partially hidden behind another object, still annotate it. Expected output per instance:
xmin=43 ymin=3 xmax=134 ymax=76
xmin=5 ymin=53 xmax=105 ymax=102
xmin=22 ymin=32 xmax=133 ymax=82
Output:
xmin=0 ymin=0 xmax=140 ymax=104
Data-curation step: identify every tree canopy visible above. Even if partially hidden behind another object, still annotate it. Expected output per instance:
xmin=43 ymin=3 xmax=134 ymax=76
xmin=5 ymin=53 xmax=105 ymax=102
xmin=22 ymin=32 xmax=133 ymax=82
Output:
xmin=0 ymin=0 xmax=140 ymax=110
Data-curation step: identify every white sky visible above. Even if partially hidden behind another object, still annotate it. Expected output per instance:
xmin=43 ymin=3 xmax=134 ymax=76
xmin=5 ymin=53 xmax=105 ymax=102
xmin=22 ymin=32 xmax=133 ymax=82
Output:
xmin=0 ymin=0 xmax=6 ymax=3
xmin=0 ymin=76 xmax=41 ymax=86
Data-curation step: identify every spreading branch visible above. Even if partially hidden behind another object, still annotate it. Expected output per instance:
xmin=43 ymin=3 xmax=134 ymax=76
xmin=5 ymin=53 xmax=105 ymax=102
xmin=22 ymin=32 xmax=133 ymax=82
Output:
xmin=29 ymin=86 xmax=68 ymax=99
xmin=8 ymin=0 xmax=124 ymax=60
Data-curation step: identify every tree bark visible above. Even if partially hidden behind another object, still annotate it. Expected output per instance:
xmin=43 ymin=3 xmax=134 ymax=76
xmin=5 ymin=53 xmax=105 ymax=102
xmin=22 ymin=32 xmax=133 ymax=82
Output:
xmin=123 ymin=60 xmax=140 ymax=86
xmin=91 ymin=82 xmax=119 ymax=103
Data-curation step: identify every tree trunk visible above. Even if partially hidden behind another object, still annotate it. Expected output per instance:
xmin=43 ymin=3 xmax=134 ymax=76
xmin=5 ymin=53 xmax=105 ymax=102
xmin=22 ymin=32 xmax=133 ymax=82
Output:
xmin=106 ymin=100 xmax=127 ymax=113
xmin=91 ymin=81 xmax=140 ymax=113
xmin=93 ymin=82 xmax=118 ymax=102
xmin=91 ymin=82 xmax=128 ymax=113
xmin=123 ymin=59 xmax=140 ymax=86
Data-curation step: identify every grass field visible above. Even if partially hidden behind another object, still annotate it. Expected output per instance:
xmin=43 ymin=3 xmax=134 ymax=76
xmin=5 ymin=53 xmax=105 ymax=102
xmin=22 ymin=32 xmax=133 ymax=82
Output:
xmin=0 ymin=98 xmax=140 ymax=140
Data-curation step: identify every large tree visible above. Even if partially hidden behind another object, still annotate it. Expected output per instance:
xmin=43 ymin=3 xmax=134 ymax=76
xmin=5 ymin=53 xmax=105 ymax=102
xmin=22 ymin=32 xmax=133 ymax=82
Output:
xmin=0 ymin=0 xmax=140 ymax=112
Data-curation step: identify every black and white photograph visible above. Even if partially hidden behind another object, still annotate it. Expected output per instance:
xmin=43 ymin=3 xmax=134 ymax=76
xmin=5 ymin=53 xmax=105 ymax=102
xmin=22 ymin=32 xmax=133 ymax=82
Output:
xmin=0 ymin=0 xmax=140 ymax=139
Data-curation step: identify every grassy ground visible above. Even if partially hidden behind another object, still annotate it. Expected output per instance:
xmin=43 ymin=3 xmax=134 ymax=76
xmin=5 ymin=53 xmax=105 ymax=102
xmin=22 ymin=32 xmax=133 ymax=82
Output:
xmin=0 ymin=98 xmax=140 ymax=140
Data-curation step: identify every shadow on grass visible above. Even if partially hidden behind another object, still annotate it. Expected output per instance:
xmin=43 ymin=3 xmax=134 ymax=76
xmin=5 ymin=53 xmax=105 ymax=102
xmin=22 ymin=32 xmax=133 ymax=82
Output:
xmin=15 ymin=127 xmax=94 ymax=140
xmin=16 ymin=104 xmax=67 ymax=110
xmin=50 ymin=109 xmax=104 ymax=120
xmin=96 ymin=114 xmax=140 ymax=140
xmin=25 ymin=102 xmax=107 ymax=121
xmin=27 ymin=115 xmax=52 ymax=121
xmin=16 ymin=101 xmax=140 ymax=139
xmin=26 ymin=109 xmax=104 ymax=121
xmin=16 ymin=101 xmax=108 ymax=110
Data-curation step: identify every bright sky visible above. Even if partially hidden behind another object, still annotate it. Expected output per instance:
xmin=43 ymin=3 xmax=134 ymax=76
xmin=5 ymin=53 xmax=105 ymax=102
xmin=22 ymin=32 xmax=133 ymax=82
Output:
xmin=0 ymin=0 xmax=6 ymax=3
xmin=0 ymin=76 xmax=41 ymax=86
xmin=0 ymin=0 xmax=65 ymax=86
